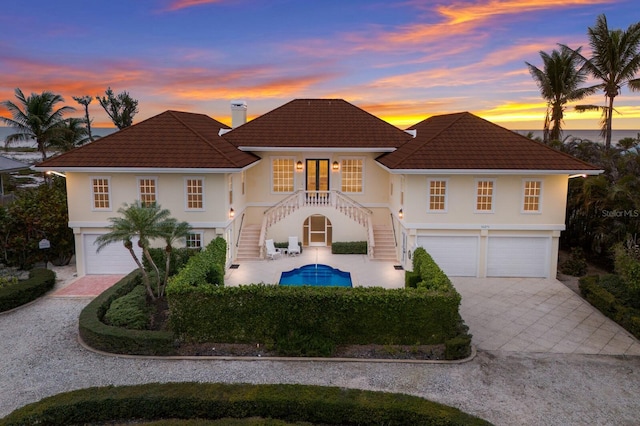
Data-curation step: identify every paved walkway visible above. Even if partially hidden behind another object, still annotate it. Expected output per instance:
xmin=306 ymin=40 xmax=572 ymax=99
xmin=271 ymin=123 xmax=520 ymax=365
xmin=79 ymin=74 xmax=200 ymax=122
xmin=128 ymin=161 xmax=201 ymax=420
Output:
xmin=453 ymin=277 xmax=640 ymax=356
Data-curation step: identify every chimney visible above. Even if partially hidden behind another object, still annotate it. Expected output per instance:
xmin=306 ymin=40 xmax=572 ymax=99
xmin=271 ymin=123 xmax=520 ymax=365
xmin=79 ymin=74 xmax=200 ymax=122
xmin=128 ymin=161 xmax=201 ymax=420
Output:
xmin=230 ymin=100 xmax=247 ymax=128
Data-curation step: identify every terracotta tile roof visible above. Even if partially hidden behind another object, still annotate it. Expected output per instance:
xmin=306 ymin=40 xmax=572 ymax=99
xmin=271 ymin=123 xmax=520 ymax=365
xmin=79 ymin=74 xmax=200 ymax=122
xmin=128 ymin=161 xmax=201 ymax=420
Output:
xmin=222 ymin=99 xmax=412 ymax=149
xmin=37 ymin=111 xmax=259 ymax=170
xmin=377 ymin=112 xmax=601 ymax=171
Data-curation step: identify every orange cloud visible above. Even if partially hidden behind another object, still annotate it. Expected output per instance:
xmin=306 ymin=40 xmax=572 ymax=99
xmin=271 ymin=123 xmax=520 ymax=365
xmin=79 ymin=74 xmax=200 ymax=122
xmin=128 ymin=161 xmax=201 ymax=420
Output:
xmin=165 ymin=0 xmax=224 ymax=11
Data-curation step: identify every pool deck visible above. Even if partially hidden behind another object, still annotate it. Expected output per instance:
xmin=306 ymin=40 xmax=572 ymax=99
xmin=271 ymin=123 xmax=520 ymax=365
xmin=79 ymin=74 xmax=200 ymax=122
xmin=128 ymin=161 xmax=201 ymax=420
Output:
xmin=225 ymin=247 xmax=405 ymax=288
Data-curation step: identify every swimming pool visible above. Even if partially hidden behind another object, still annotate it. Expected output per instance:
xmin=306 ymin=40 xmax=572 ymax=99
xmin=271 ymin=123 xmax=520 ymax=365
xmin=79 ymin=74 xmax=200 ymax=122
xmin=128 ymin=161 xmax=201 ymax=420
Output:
xmin=279 ymin=264 xmax=352 ymax=287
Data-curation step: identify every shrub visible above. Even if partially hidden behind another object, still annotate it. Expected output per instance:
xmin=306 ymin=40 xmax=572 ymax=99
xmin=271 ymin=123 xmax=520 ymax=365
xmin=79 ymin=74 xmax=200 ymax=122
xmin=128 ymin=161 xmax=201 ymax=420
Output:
xmin=144 ymin=247 xmax=200 ymax=277
xmin=78 ymin=271 xmax=175 ymax=355
xmin=168 ymin=285 xmax=463 ymax=355
xmin=103 ymin=285 xmax=149 ymax=330
xmin=0 ymin=383 xmax=492 ymax=426
xmin=560 ymin=247 xmax=588 ymax=276
xmin=0 ymin=268 xmax=55 ymax=312
xmin=331 ymin=241 xmax=367 ymax=254
xmin=274 ymin=241 xmax=303 ymax=254
xmin=614 ymin=242 xmax=640 ymax=293
xmin=168 ymin=237 xmax=227 ymax=290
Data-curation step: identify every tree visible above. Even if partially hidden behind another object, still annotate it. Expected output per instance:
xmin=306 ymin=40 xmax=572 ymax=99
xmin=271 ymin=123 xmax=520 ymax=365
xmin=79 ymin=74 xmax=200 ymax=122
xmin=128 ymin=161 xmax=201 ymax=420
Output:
xmin=0 ymin=89 xmax=75 ymax=161
xmin=526 ymin=46 xmax=597 ymax=143
xmin=94 ymin=201 xmax=189 ymax=300
xmin=563 ymin=14 xmax=640 ymax=149
xmin=50 ymin=118 xmax=90 ymax=152
xmin=157 ymin=218 xmax=191 ymax=297
xmin=72 ymin=95 xmax=95 ymax=142
xmin=97 ymin=87 xmax=139 ymax=129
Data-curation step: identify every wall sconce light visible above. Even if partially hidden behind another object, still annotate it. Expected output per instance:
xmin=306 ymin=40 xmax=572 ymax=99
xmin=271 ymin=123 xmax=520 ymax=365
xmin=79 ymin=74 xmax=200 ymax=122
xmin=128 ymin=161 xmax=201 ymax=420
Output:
xmin=229 ymin=208 xmax=235 ymax=219
xmin=398 ymin=208 xmax=404 ymax=219
xmin=296 ymin=161 xmax=303 ymax=172
xmin=332 ymin=161 xmax=340 ymax=172
xmin=569 ymin=173 xmax=587 ymax=179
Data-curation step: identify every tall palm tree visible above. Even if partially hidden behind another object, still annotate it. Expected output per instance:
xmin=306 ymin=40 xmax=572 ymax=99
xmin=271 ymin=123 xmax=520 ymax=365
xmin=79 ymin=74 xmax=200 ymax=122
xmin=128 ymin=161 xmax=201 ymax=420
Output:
xmin=95 ymin=201 xmax=173 ymax=300
xmin=0 ymin=88 xmax=75 ymax=161
xmin=526 ymin=46 xmax=597 ymax=143
xmin=563 ymin=14 xmax=640 ymax=149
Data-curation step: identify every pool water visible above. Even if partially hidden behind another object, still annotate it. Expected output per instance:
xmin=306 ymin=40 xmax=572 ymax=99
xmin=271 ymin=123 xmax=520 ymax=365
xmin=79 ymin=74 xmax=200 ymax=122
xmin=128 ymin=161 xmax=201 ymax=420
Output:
xmin=279 ymin=264 xmax=352 ymax=287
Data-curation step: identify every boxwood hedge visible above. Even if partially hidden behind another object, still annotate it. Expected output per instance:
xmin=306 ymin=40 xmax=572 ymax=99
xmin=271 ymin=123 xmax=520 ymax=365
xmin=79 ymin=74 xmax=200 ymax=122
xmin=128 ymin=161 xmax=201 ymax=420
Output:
xmin=0 ymin=382 xmax=492 ymax=426
xmin=0 ymin=268 xmax=55 ymax=313
xmin=78 ymin=270 xmax=175 ymax=355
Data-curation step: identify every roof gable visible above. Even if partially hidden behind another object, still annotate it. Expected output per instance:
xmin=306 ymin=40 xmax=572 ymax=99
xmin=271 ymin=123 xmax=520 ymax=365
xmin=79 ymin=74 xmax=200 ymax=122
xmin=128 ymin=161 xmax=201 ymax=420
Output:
xmin=222 ymin=99 xmax=412 ymax=149
xmin=37 ymin=110 xmax=258 ymax=170
xmin=377 ymin=112 xmax=601 ymax=172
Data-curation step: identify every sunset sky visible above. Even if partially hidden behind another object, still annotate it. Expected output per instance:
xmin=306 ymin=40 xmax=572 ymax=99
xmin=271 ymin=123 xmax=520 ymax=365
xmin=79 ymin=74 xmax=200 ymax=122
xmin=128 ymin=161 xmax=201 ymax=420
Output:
xmin=1 ymin=0 xmax=639 ymax=131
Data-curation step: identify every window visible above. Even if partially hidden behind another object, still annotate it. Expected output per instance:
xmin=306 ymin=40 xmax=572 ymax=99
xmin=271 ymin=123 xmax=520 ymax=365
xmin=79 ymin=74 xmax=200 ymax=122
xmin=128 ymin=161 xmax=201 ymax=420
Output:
xmin=272 ymin=158 xmax=294 ymax=193
xmin=185 ymin=232 xmax=202 ymax=249
xmin=428 ymin=179 xmax=447 ymax=211
xmin=228 ymin=175 xmax=233 ymax=205
xmin=341 ymin=158 xmax=363 ymax=193
xmin=523 ymin=180 xmax=542 ymax=212
xmin=185 ymin=178 xmax=204 ymax=210
xmin=138 ymin=177 xmax=157 ymax=206
xmin=476 ymin=180 xmax=494 ymax=212
xmin=91 ymin=177 xmax=111 ymax=210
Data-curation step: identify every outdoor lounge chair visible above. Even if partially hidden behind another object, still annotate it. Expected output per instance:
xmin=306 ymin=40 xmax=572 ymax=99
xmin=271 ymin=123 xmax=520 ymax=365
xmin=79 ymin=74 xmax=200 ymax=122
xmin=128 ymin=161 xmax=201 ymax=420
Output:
xmin=265 ymin=239 xmax=282 ymax=260
xmin=287 ymin=236 xmax=301 ymax=256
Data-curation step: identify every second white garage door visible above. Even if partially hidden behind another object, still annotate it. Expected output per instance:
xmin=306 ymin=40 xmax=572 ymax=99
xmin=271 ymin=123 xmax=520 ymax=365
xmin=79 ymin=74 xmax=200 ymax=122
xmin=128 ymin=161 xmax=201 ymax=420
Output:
xmin=417 ymin=236 xmax=478 ymax=277
xmin=487 ymin=237 xmax=550 ymax=278
xmin=83 ymin=234 xmax=142 ymax=275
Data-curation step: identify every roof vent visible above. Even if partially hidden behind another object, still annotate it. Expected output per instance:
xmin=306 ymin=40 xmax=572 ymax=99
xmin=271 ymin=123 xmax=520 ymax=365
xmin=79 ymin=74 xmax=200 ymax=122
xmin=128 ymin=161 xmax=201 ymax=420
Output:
xmin=231 ymin=100 xmax=247 ymax=128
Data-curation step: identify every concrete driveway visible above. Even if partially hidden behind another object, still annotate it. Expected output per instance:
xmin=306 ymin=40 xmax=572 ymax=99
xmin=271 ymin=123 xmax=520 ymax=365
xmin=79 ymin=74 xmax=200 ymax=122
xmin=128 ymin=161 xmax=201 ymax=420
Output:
xmin=452 ymin=277 xmax=640 ymax=356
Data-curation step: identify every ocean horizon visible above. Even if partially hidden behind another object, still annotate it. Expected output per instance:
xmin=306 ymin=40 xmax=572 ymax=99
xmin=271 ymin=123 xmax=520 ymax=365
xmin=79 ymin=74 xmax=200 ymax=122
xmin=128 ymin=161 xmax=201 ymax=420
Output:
xmin=0 ymin=127 xmax=638 ymax=149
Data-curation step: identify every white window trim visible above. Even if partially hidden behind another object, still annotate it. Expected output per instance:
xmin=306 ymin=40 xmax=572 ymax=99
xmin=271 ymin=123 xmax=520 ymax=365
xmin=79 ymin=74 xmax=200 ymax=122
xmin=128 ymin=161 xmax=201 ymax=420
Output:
xmin=427 ymin=178 xmax=449 ymax=213
xmin=339 ymin=156 xmax=365 ymax=194
xmin=474 ymin=178 xmax=496 ymax=214
xmin=521 ymin=178 xmax=543 ymax=214
xmin=137 ymin=176 xmax=158 ymax=205
xmin=185 ymin=231 xmax=204 ymax=249
xmin=184 ymin=176 xmax=205 ymax=211
xmin=90 ymin=176 xmax=112 ymax=211
xmin=270 ymin=156 xmax=295 ymax=195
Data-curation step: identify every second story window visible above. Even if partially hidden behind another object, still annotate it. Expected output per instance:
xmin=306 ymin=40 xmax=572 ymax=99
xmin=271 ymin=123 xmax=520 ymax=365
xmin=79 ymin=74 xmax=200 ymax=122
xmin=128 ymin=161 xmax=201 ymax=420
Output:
xmin=138 ymin=177 xmax=157 ymax=206
xmin=272 ymin=158 xmax=294 ymax=193
xmin=523 ymin=180 xmax=542 ymax=212
xmin=91 ymin=177 xmax=111 ymax=210
xmin=185 ymin=178 xmax=204 ymax=210
xmin=476 ymin=180 xmax=494 ymax=212
xmin=428 ymin=179 xmax=447 ymax=211
xmin=341 ymin=158 xmax=363 ymax=193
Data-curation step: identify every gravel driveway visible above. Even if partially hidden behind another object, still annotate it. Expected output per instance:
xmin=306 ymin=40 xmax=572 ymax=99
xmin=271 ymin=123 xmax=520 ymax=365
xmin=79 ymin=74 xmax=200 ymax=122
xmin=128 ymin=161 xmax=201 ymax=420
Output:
xmin=2 ymin=293 xmax=640 ymax=426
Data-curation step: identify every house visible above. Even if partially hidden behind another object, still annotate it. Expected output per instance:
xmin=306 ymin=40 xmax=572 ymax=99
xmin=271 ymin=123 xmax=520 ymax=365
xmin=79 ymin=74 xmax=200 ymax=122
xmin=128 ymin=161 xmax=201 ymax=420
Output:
xmin=35 ymin=99 xmax=601 ymax=279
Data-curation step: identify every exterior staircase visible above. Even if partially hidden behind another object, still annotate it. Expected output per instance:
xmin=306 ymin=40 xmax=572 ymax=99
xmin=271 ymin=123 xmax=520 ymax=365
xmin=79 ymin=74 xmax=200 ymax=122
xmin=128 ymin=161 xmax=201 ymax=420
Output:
xmin=236 ymin=224 xmax=261 ymax=260
xmin=372 ymin=225 xmax=397 ymax=261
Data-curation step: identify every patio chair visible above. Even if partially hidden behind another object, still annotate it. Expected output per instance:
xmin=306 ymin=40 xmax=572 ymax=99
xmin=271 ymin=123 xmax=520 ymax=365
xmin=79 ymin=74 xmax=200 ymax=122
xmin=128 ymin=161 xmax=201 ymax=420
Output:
xmin=288 ymin=236 xmax=301 ymax=256
xmin=265 ymin=239 xmax=282 ymax=260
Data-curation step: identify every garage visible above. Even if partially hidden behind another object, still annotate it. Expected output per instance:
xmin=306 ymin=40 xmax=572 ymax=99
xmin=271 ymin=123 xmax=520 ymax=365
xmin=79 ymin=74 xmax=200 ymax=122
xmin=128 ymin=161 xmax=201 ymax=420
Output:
xmin=83 ymin=234 xmax=142 ymax=275
xmin=417 ymin=236 xmax=479 ymax=277
xmin=487 ymin=236 xmax=550 ymax=278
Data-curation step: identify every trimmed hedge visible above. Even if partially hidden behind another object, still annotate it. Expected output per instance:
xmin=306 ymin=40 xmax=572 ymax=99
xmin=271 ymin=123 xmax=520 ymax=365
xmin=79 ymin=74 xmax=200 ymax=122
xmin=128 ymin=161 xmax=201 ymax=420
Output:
xmin=103 ymin=284 xmax=149 ymax=330
xmin=144 ymin=247 xmax=201 ymax=277
xmin=78 ymin=270 xmax=175 ymax=355
xmin=168 ymin=237 xmax=227 ymax=290
xmin=579 ymin=275 xmax=640 ymax=339
xmin=0 ymin=383 xmax=492 ymax=425
xmin=0 ymin=268 xmax=55 ymax=312
xmin=274 ymin=241 xmax=303 ymax=254
xmin=168 ymin=284 xmax=462 ymax=349
xmin=331 ymin=241 xmax=367 ymax=254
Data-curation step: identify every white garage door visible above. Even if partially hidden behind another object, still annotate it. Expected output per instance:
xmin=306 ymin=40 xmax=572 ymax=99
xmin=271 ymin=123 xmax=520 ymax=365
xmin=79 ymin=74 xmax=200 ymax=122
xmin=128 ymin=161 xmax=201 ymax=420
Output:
xmin=487 ymin=237 xmax=550 ymax=278
xmin=417 ymin=236 xmax=478 ymax=277
xmin=84 ymin=234 xmax=142 ymax=275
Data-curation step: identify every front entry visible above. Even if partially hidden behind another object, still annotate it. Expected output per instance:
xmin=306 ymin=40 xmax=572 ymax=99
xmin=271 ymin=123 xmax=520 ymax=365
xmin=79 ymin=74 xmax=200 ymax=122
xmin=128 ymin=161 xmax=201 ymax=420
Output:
xmin=306 ymin=159 xmax=329 ymax=193
xmin=303 ymin=214 xmax=333 ymax=246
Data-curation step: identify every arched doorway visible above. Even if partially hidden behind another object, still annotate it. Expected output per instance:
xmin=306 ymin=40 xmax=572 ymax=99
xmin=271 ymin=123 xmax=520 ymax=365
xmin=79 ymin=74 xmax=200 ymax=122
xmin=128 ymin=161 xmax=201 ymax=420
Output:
xmin=303 ymin=214 xmax=332 ymax=246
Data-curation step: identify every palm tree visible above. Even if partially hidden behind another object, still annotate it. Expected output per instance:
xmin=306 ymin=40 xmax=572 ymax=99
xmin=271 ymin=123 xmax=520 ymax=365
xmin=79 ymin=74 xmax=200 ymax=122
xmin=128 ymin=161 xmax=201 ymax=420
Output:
xmin=72 ymin=95 xmax=95 ymax=142
xmin=50 ymin=117 xmax=90 ymax=152
xmin=95 ymin=201 xmax=174 ymax=300
xmin=0 ymin=88 xmax=76 ymax=161
xmin=157 ymin=218 xmax=192 ymax=297
xmin=526 ymin=46 xmax=597 ymax=143
xmin=563 ymin=14 xmax=640 ymax=149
